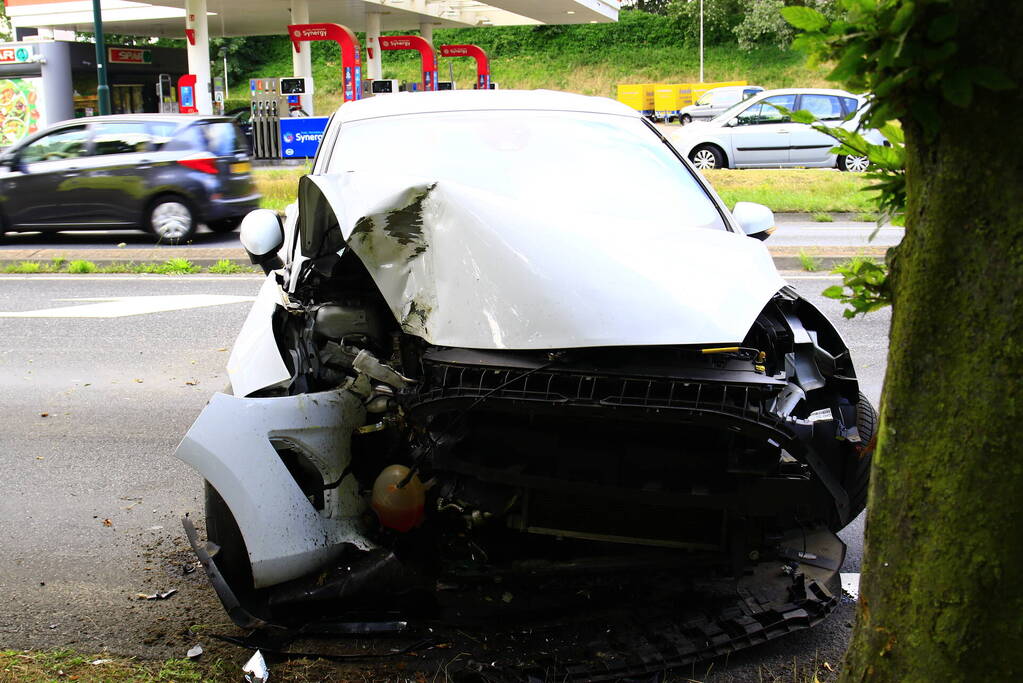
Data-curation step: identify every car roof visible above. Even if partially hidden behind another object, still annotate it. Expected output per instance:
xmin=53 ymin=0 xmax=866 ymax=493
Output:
xmin=75 ymin=114 xmax=233 ymax=124
xmin=752 ymin=87 xmax=860 ymax=98
xmin=335 ymin=89 xmax=640 ymax=123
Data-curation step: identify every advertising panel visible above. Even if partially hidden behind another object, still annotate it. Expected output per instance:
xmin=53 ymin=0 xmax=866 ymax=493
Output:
xmin=279 ymin=117 xmax=329 ymax=158
xmin=0 ymin=78 xmax=44 ymax=146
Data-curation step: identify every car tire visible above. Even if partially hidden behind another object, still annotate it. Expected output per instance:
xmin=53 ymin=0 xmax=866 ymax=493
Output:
xmin=689 ymin=144 xmax=724 ymax=170
xmin=204 ymin=481 xmax=254 ymax=594
xmin=679 ymin=113 xmax=692 ymax=125
xmin=831 ymin=392 xmax=877 ymax=530
xmin=208 ymin=217 xmax=242 ymax=234
xmin=838 ymin=154 xmax=870 ymax=172
xmin=146 ymin=196 xmax=197 ymax=244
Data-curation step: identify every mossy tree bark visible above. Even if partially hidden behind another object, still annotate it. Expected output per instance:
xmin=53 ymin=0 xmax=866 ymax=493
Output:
xmin=839 ymin=2 xmax=1023 ymax=680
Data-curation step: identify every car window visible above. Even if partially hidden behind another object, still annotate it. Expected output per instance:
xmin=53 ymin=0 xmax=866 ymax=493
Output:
xmin=841 ymin=97 xmax=860 ymax=116
xmin=800 ymin=94 xmax=845 ymax=121
xmin=91 ymin=122 xmax=152 ymax=155
xmin=163 ymin=123 xmax=205 ymax=152
xmin=742 ymin=88 xmax=761 ymax=100
xmin=200 ymin=122 xmax=244 ymax=156
xmin=20 ymin=126 xmax=89 ymax=163
xmin=735 ymin=94 xmax=796 ymax=125
xmin=709 ymin=90 xmax=737 ymax=106
xmin=148 ymin=121 xmax=180 ymax=148
xmin=329 ymin=111 xmax=728 ymax=232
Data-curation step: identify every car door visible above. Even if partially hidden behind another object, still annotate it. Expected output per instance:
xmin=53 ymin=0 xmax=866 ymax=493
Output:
xmin=1 ymin=125 xmax=91 ymax=228
xmin=789 ymin=94 xmax=847 ymax=165
xmin=82 ymin=121 xmax=159 ymax=225
xmin=725 ymin=94 xmax=797 ymax=167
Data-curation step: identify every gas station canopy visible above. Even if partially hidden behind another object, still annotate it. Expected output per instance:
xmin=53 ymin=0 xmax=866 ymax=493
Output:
xmin=6 ymin=0 xmax=620 ymax=37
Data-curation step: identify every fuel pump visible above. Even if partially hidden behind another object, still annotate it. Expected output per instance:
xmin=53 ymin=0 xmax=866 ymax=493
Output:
xmin=250 ymin=79 xmax=288 ymax=159
xmin=157 ymin=74 xmax=177 ymax=113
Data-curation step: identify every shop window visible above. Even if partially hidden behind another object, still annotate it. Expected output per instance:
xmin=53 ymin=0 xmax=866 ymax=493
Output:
xmin=92 ymin=122 xmax=152 ymax=155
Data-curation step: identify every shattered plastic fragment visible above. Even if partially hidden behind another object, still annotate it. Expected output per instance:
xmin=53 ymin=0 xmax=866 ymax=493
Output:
xmin=242 ymin=650 xmax=269 ymax=683
xmin=186 ymin=644 xmax=203 ymax=659
xmin=91 ymin=659 xmax=112 ymax=665
xmin=137 ymin=589 xmax=177 ymax=600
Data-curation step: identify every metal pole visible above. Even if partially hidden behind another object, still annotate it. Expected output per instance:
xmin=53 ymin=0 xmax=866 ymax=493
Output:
xmin=91 ymin=0 xmax=111 ymax=114
xmin=222 ymin=54 xmax=229 ymax=100
xmin=699 ymin=0 xmax=704 ymax=83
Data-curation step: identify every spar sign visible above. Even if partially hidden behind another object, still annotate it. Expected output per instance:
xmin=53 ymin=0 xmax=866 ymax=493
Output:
xmin=288 ymin=23 xmax=362 ymax=102
xmin=108 ymin=48 xmax=153 ymax=64
xmin=0 ymin=46 xmax=33 ymax=64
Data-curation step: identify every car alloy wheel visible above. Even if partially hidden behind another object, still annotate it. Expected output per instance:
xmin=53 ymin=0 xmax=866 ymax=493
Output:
xmin=691 ymin=147 xmax=719 ymax=170
xmin=680 ymin=114 xmax=692 ymax=125
xmin=844 ymin=155 xmax=870 ymax=172
xmin=151 ymin=201 xmax=194 ymax=241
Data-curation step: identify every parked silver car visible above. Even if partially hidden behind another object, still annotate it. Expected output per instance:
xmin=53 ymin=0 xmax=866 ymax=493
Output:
xmin=671 ymin=87 xmax=883 ymax=171
xmin=678 ymin=85 xmax=764 ymax=124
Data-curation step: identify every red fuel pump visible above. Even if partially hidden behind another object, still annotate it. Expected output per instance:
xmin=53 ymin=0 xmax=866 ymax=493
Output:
xmin=177 ymin=74 xmax=198 ymax=113
xmin=439 ymin=44 xmax=490 ymax=90
xmin=378 ymin=35 xmax=438 ymax=91
xmin=288 ymin=23 xmax=362 ymax=102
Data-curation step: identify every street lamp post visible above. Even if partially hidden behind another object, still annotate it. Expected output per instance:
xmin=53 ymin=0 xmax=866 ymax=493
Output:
xmin=91 ymin=0 xmax=111 ymax=115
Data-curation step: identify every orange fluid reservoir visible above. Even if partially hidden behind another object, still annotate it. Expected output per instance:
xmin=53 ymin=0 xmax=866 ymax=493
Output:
xmin=371 ymin=465 xmax=425 ymax=532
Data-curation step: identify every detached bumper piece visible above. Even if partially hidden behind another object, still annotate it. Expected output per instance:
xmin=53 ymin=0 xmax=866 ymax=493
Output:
xmin=185 ymin=512 xmax=843 ymax=680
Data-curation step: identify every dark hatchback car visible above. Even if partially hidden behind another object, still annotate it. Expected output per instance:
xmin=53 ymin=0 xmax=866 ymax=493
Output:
xmin=0 ymin=114 xmax=260 ymax=244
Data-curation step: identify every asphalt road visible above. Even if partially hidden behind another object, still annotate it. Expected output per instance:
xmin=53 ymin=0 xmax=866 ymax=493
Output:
xmin=0 ymin=273 xmax=890 ymax=681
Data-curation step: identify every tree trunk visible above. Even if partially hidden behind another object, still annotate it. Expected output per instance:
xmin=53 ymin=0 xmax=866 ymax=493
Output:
xmin=840 ymin=2 xmax=1023 ymax=680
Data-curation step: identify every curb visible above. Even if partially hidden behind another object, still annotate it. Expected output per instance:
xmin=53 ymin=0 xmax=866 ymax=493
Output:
xmin=0 ymin=246 xmax=889 ymax=273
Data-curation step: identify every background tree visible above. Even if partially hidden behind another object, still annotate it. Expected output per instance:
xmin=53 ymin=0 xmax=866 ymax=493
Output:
xmin=783 ymin=0 xmax=1023 ymax=679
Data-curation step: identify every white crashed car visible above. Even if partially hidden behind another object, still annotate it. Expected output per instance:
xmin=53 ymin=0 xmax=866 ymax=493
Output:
xmin=175 ymin=90 xmax=875 ymax=667
xmin=671 ymin=87 xmax=885 ymax=171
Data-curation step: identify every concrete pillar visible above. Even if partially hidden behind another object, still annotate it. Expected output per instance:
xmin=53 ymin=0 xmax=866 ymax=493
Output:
xmin=366 ymin=11 xmax=382 ymax=80
xmin=419 ymin=21 xmax=433 ymax=44
xmin=290 ymin=0 xmax=313 ymax=114
xmin=185 ymin=0 xmax=213 ymax=115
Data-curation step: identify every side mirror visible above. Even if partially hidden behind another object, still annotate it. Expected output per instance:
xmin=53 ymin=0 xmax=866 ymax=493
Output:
xmin=732 ymin=201 xmax=775 ymax=240
xmin=240 ymin=209 xmax=285 ymax=274
xmin=726 ymin=118 xmax=739 ymax=128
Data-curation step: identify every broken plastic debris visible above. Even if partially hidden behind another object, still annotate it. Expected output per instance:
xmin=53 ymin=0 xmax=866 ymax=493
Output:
xmin=186 ymin=644 xmax=203 ymax=659
xmin=137 ymin=589 xmax=177 ymax=600
xmin=91 ymin=659 xmax=113 ymax=665
xmin=242 ymin=650 xmax=269 ymax=683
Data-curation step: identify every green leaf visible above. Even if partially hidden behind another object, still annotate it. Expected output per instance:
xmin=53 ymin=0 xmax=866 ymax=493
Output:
xmin=941 ymin=69 xmax=973 ymax=107
xmin=926 ymin=13 xmax=957 ymax=42
xmin=790 ymin=109 xmax=818 ymax=124
xmin=822 ymin=285 xmax=845 ymax=298
xmin=890 ymin=2 xmax=916 ymax=34
xmin=969 ymin=66 xmax=1016 ymax=91
xmin=781 ymin=6 xmax=829 ymax=31
xmin=828 ymin=41 xmax=868 ymax=82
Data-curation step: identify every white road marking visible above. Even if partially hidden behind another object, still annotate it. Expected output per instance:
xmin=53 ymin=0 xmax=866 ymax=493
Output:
xmin=0 ymin=295 xmax=255 ymax=318
xmin=841 ymin=572 xmax=860 ymax=598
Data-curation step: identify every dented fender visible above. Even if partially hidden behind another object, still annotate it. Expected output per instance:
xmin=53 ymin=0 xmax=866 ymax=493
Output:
xmin=173 ymin=387 xmax=373 ymax=588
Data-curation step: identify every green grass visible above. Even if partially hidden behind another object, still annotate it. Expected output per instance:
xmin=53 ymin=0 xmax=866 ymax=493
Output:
xmin=702 ymin=169 xmax=876 ymax=213
xmin=798 ymin=249 xmax=822 ymax=272
xmin=209 ymin=259 xmax=247 ymax=274
xmin=67 ymin=259 xmax=98 ymax=273
xmin=255 ymin=164 xmax=311 ymax=212
xmin=813 ymin=212 xmax=835 ymax=222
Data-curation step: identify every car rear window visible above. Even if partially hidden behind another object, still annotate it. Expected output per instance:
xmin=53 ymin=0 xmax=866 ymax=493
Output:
xmin=201 ymin=122 xmax=244 ymax=156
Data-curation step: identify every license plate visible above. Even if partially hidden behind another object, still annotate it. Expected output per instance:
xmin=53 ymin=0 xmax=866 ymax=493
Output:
xmin=230 ymin=162 xmax=251 ymax=174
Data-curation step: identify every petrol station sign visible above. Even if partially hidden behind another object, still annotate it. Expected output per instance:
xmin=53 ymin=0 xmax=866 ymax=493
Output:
xmin=108 ymin=47 xmax=153 ymax=64
xmin=379 ymin=35 xmax=438 ymax=92
xmin=288 ymin=23 xmax=362 ymax=103
xmin=440 ymin=44 xmax=490 ymax=90
xmin=0 ymin=46 xmax=34 ymax=63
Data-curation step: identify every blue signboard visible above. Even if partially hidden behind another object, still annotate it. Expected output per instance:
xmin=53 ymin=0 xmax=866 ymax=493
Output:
xmin=279 ymin=117 xmax=330 ymax=158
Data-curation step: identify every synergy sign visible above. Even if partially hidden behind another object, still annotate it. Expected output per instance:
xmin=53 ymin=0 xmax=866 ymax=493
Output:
xmin=108 ymin=48 xmax=153 ymax=64
xmin=0 ymin=46 xmax=33 ymax=63
xmin=280 ymin=117 xmax=329 ymax=157
xmin=288 ymin=23 xmax=362 ymax=103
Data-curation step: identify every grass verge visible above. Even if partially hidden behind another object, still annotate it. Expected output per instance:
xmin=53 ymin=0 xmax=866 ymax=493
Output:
xmin=798 ymin=249 xmax=822 ymax=272
xmin=253 ymin=167 xmax=877 ymax=215
xmin=2 ymin=259 xmax=257 ymax=275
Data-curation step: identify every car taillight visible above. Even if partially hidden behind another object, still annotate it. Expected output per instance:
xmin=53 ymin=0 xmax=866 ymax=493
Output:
xmin=177 ymin=154 xmax=219 ymax=175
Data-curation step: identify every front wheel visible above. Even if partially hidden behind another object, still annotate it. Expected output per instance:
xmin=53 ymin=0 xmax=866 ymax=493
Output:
xmin=147 ymin=196 xmax=196 ymax=244
xmin=838 ymin=154 xmax=870 ymax=172
xmin=679 ymin=113 xmax=692 ymax=125
xmin=689 ymin=144 xmax=724 ymax=170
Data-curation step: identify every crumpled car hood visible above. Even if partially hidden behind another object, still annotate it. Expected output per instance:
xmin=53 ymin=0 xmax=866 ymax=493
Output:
xmin=309 ymin=173 xmax=785 ymax=350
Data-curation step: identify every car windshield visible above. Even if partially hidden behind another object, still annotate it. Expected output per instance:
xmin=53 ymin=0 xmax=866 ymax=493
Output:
xmin=710 ymin=96 xmax=767 ymax=124
xmin=328 ymin=110 xmax=728 ymax=231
